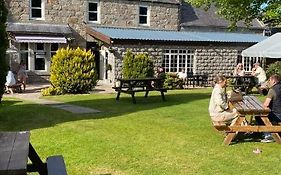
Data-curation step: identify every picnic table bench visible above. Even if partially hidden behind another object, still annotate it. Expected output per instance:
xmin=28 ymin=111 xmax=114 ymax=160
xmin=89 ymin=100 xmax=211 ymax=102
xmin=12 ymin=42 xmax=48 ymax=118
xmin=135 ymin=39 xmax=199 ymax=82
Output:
xmin=112 ymin=77 xmax=167 ymax=104
xmin=0 ymin=131 xmax=67 ymax=175
xmin=213 ymin=96 xmax=281 ymax=145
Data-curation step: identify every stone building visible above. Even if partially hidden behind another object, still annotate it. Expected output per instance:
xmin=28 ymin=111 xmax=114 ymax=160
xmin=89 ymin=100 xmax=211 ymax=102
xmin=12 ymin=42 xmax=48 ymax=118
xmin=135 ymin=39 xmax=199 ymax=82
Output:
xmin=5 ymin=0 xmax=266 ymax=84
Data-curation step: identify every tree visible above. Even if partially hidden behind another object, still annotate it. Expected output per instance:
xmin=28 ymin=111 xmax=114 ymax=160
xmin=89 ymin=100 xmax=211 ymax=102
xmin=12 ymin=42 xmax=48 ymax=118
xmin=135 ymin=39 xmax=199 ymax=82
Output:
xmin=0 ymin=0 xmax=8 ymax=103
xmin=186 ymin=0 xmax=281 ymax=28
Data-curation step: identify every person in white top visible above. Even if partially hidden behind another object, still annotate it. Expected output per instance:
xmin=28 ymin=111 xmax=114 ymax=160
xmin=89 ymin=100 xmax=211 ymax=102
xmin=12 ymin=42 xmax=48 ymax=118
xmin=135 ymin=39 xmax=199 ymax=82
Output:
xmin=178 ymin=69 xmax=187 ymax=80
xmin=209 ymin=75 xmax=238 ymax=123
xmin=5 ymin=67 xmax=16 ymax=87
xmin=251 ymin=62 xmax=267 ymax=85
xmin=233 ymin=63 xmax=245 ymax=76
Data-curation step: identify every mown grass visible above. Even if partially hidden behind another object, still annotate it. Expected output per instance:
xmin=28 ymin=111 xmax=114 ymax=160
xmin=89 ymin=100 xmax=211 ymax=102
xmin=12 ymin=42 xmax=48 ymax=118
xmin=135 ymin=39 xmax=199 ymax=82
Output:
xmin=1 ymin=88 xmax=281 ymax=175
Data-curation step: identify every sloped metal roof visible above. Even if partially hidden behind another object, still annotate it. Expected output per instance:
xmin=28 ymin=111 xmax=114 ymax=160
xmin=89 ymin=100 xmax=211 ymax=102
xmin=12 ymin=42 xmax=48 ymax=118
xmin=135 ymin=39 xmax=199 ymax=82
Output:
xmin=88 ymin=26 xmax=267 ymax=43
xmin=7 ymin=22 xmax=72 ymax=35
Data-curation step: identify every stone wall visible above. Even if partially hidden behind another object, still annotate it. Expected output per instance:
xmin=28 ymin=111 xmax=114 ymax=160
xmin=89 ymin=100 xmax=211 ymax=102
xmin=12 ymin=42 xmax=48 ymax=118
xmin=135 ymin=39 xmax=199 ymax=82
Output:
xmin=6 ymin=0 xmax=180 ymax=48
xmin=100 ymin=0 xmax=180 ymax=30
xmin=109 ymin=44 xmax=247 ymax=85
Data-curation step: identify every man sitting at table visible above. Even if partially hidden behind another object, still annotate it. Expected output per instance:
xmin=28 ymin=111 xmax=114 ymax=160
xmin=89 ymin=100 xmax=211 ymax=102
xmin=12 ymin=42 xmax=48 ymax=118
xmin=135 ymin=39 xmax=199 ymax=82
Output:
xmin=256 ymin=74 xmax=281 ymax=143
xmin=251 ymin=62 xmax=267 ymax=94
xmin=209 ymin=75 xmax=238 ymax=124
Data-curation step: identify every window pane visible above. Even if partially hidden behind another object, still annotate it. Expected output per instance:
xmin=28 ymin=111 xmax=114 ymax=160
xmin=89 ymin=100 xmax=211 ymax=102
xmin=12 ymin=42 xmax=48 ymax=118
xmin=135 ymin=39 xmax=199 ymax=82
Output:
xmin=139 ymin=16 xmax=147 ymax=24
xmin=20 ymin=43 xmax=28 ymax=50
xmin=139 ymin=7 xmax=147 ymax=15
xmin=51 ymin=43 xmax=58 ymax=51
xmin=89 ymin=13 xmax=98 ymax=21
xmin=32 ymin=9 xmax=41 ymax=18
xmin=35 ymin=57 xmax=45 ymax=70
xmin=89 ymin=3 xmax=97 ymax=11
xmin=20 ymin=53 xmax=29 ymax=70
xmin=32 ymin=0 xmax=41 ymax=7
xmin=36 ymin=43 xmax=44 ymax=50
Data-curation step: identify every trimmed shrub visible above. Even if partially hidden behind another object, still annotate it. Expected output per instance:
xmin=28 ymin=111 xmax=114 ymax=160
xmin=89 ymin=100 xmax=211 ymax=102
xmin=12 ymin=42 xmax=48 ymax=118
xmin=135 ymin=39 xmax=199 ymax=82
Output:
xmin=266 ymin=61 xmax=281 ymax=77
xmin=0 ymin=0 xmax=8 ymax=103
xmin=122 ymin=50 xmax=154 ymax=78
xmin=43 ymin=47 xmax=98 ymax=95
xmin=163 ymin=73 xmax=183 ymax=89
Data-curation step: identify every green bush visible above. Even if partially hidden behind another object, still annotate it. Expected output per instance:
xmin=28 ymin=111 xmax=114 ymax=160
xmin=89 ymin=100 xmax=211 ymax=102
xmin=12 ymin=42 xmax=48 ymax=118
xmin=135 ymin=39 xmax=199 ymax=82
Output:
xmin=122 ymin=50 xmax=154 ymax=78
xmin=266 ymin=61 xmax=281 ymax=77
xmin=46 ymin=47 xmax=98 ymax=95
xmin=0 ymin=1 xmax=8 ymax=103
xmin=163 ymin=73 xmax=183 ymax=89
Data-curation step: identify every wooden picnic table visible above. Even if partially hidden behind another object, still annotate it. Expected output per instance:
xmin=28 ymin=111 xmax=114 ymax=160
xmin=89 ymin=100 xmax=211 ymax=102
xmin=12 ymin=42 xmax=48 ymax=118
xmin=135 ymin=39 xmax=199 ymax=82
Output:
xmin=112 ymin=77 xmax=167 ymax=104
xmin=219 ymin=96 xmax=281 ymax=145
xmin=226 ymin=75 xmax=256 ymax=94
xmin=0 ymin=131 xmax=67 ymax=175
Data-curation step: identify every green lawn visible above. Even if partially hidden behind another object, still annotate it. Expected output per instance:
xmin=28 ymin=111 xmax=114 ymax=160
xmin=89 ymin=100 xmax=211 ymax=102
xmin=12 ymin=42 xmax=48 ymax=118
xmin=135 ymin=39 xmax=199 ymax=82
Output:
xmin=1 ymin=89 xmax=281 ymax=175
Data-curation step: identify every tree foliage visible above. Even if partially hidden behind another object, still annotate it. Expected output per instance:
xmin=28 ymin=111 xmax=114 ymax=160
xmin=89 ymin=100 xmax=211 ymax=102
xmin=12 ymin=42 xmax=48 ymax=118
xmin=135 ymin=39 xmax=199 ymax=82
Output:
xmin=0 ymin=0 xmax=8 ymax=103
xmin=186 ymin=0 xmax=281 ymax=27
xmin=122 ymin=50 xmax=154 ymax=79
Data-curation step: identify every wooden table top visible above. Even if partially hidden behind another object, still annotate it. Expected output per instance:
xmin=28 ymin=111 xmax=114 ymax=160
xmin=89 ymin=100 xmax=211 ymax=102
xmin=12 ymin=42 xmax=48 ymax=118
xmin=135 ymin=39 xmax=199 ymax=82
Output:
xmin=0 ymin=131 xmax=30 ymax=175
xmin=230 ymin=96 xmax=270 ymax=115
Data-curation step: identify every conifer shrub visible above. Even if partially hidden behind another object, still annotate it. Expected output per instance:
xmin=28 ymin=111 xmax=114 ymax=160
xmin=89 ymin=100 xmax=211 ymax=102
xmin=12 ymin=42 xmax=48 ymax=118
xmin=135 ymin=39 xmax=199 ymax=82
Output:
xmin=42 ymin=47 xmax=98 ymax=96
xmin=266 ymin=61 xmax=281 ymax=77
xmin=0 ymin=0 xmax=8 ymax=103
xmin=122 ymin=50 xmax=154 ymax=78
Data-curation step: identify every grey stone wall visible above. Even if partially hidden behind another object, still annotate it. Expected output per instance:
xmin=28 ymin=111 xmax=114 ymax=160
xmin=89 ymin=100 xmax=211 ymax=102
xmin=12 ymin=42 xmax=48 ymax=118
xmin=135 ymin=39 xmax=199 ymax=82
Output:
xmin=100 ymin=0 xmax=180 ymax=30
xmin=6 ymin=0 xmax=180 ymax=49
xmin=110 ymin=44 xmax=247 ymax=85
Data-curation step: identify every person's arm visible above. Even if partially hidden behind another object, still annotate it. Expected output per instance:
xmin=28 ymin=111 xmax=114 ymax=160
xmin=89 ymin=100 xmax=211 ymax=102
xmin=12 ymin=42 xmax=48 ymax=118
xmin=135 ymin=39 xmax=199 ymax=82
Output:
xmin=263 ymin=89 xmax=274 ymax=108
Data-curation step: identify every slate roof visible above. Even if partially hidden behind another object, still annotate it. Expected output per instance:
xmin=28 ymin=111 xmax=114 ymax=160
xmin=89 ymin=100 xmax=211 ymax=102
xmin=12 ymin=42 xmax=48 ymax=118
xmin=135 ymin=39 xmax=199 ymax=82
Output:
xmin=181 ymin=2 xmax=264 ymax=29
xmin=87 ymin=26 xmax=267 ymax=44
xmin=7 ymin=23 xmax=72 ymax=35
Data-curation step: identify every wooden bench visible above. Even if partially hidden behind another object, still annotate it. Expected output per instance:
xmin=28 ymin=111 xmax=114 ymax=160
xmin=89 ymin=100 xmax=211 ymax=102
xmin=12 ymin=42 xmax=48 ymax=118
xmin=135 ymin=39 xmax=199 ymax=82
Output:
xmin=47 ymin=155 xmax=67 ymax=175
xmin=113 ymin=78 xmax=167 ymax=104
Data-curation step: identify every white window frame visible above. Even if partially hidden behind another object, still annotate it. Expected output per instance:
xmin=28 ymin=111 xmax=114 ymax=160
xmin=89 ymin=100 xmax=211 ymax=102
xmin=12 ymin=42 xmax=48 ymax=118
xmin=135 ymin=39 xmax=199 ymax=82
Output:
xmin=139 ymin=5 xmax=150 ymax=26
xmin=162 ymin=49 xmax=195 ymax=74
xmin=29 ymin=0 xmax=45 ymax=20
xmin=242 ymin=56 xmax=263 ymax=72
xmin=87 ymin=0 xmax=100 ymax=23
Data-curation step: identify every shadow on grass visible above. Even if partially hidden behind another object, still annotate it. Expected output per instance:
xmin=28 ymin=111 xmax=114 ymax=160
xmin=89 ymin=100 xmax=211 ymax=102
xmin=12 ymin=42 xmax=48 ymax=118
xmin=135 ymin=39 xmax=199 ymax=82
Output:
xmin=0 ymin=90 xmax=211 ymax=131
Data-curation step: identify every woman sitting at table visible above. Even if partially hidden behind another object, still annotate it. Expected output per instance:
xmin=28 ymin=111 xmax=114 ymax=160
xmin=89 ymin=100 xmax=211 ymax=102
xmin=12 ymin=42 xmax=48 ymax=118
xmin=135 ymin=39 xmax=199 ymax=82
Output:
xmin=233 ymin=63 xmax=245 ymax=76
xmin=209 ymin=75 xmax=238 ymax=124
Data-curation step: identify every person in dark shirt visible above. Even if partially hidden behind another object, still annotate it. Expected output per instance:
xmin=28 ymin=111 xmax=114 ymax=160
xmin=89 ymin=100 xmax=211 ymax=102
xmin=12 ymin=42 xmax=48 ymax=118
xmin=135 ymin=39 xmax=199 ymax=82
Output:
xmin=259 ymin=74 xmax=281 ymax=143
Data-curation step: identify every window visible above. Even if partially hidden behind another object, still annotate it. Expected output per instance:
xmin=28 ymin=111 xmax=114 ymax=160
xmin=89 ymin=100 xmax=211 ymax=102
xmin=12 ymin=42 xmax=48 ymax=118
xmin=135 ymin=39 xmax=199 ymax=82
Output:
xmin=30 ymin=0 xmax=44 ymax=19
xmin=88 ymin=1 xmax=100 ymax=23
xmin=139 ymin=6 xmax=149 ymax=25
xmin=50 ymin=43 xmax=59 ymax=58
xmin=35 ymin=43 xmax=45 ymax=70
xmin=20 ymin=43 xmax=29 ymax=70
xmin=162 ymin=49 xmax=195 ymax=73
xmin=242 ymin=56 xmax=263 ymax=72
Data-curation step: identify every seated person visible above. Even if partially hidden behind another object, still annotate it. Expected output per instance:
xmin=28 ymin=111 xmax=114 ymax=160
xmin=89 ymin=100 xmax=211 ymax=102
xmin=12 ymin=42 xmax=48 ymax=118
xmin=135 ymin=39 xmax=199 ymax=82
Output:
xmin=251 ymin=62 xmax=266 ymax=90
xmin=5 ymin=67 xmax=21 ymax=93
xmin=177 ymin=69 xmax=187 ymax=88
xmin=256 ymin=74 xmax=281 ymax=143
xmin=5 ymin=67 xmax=16 ymax=87
xmin=209 ymin=75 xmax=238 ymax=124
xmin=233 ymin=63 xmax=245 ymax=76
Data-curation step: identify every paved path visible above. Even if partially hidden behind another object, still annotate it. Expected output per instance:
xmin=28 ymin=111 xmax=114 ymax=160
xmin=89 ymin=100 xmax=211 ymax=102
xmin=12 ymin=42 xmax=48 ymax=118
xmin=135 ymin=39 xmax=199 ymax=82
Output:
xmin=4 ymin=82 xmax=114 ymax=114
